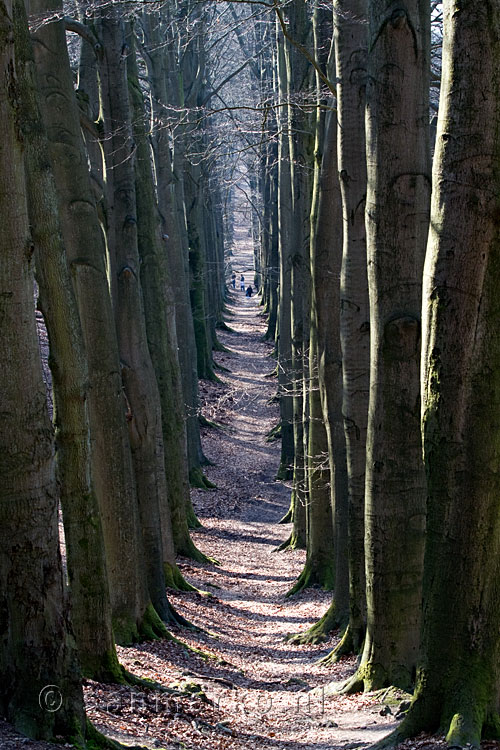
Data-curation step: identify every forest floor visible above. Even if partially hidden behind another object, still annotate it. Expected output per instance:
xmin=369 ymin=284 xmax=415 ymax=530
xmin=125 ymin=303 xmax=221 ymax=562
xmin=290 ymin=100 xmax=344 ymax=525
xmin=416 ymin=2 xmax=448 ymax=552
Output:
xmin=4 ymin=228 xmax=495 ymax=750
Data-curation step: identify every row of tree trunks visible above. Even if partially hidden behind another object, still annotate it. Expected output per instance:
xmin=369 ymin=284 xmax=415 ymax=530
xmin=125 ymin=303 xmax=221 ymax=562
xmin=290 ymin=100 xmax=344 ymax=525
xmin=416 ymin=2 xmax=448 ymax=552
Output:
xmin=97 ymin=9 xmax=173 ymax=626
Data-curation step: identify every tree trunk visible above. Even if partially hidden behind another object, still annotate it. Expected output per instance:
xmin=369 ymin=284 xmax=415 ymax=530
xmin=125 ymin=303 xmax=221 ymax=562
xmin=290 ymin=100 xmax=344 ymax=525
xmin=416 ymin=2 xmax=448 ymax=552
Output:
xmin=314 ymin=107 xmax=349 ymax=630
xmin=97 ymin=11 xmax=172 ymax=625
xmin=14 ymin=0 xmax=120 ymax=682
xmin=127 ymin=33 xmax=204 ymax=586
xmin=383 ymin=2 xmax=500 ymax=746
xmin=140 ymin=6 xmax=208 ymax=494
xmin=334 ymin=0 xmax=369 ymax=659
xmin=276 ymin=19 xmax=295 ymax=483
xmin=31 ymin=0 xmax=157 ymax=646
xmin=0 ymin=2 xmax=85 ymax=737
xmin=345 ymin=0 xmax=430 ymax=693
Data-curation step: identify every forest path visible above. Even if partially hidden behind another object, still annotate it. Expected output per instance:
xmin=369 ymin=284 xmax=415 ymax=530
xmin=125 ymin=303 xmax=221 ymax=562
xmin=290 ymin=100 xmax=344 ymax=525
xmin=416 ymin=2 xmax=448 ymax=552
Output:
xmin=86 ymin=227 xmax=401 ymax=749
xmin=105 ymin=226 xmax=398 ymax=750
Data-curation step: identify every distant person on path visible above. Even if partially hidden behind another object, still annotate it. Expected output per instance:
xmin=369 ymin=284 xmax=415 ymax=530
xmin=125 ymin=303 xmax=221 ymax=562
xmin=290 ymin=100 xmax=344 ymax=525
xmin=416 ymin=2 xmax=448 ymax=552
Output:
xmin=245 ymin=285 xmax=253 ymax=297
xmin=231 ymin=272 xmax=236 ymax=288
xmin=240 ymin=274 xmax=245 ymax=291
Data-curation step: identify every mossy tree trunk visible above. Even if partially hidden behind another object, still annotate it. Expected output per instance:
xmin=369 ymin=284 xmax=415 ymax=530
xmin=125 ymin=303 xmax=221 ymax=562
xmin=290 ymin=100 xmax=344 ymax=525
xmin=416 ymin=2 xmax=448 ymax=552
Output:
xmin=288 ymin=1 xmax=336 ymax=596
xmin=127 ymin=33 xmax=203 ymax=585
xmin=31 ymin=0 xmax=157 ymax=646
xmin=381 ymin=2 xmax=500 ymax=747
xmin=313 ymin=105 xmax=349 ymax=627
xmin=140 ymin=6 xmax=207 ymax=495
xmin=0 ymin=3 xmax=85 ymax=738
xmin=97 ymin=11 xmax=173 ymax=625
xmin=284 ymin=0 xmax=315 ymax=552
xmin=14 ymin=0 xmax=120 ymax=682
xmin=344 ymin=0 xmax=430 ymax=693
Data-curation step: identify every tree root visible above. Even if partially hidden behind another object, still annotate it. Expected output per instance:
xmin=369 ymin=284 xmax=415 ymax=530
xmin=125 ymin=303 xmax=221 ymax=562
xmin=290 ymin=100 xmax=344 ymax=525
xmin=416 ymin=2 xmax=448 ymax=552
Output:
xmin=331 ymin=660 xmax=410 ymax=696
xmin=216 ymin=320 xmax=236 ymax=334
xmin=266 ymin=422 xmax=282 ymax=442
xmin=176 ymin=532 xmax=219 ymax=566
xmin=276 ymin=462 xmax=293 ymax=481
xmin=278 ymin=506 xmax=292 ymax=524
xmin=189 ymin=466 xmax=217 ymax=491
xmin=164 ymin=561 xmax=211 ymax=596
xmin=199 ymin=414 xmax=223 ymax=429
xmin=285 ymin=559 xmax=335 ymax=597
xmin=185 ymin=495 xmax=203 ymax=528
xmin=319 ymin=624 xmax=358 ymax=665
xmin=287 ymin=601 xmax=340 ymax=645
xmin=84 ymin=719 xmax=154 ymax=750
xmin=212 ymin=336 xmax=230 ymax=353
xmin=274 ymin=530 xmax=306 ymax=552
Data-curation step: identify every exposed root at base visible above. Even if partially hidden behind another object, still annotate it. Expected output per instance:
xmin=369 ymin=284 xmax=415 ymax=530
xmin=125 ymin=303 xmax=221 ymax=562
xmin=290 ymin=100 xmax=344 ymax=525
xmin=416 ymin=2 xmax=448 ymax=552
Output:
xmin=274 ymin=531 xmax=306 ymax=552
xmin=319 ymin=623 xmax=363 ymax=666
xmin=189 ymin=467 xmax=217 ymax=491
xmin=285 ymin=560 xmax=335 ymax=597
xmin=287 ymin=602 xmax=340 ymax=645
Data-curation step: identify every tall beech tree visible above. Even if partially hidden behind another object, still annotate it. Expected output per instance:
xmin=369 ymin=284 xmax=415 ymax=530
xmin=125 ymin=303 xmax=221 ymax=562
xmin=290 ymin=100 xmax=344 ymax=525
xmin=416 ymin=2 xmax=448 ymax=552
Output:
xmin=381 ymin=1 xmax=500 ymax=746
xmin=331 ymin=0 xmax=369 ymax=660
xmin=276 ymin=17 xmax=295 ymax=484
xmin=0 ymin=1 xmax=85 ymax=738
xmin=342 ymin=0 xmax=431 ymax=693
xmin=13 ymin=0 xmax=120 ymax=682
xmin=138 ymin=6 xmax=209 ymax=500
xmin=31 ymin=0 xmax=166 ymax=644
xmin=97 ymin=9 xmax=173 ymax=626
xmin=127 ymin=32 xmax=201 ymax=589
xmin=286 ymin=3 xmax=335 ymax=597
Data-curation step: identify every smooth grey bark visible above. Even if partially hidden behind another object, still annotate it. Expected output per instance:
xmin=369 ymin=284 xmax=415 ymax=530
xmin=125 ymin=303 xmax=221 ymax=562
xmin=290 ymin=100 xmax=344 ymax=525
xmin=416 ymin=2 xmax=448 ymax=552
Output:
xmin=344 ymin=0 xmax=430 ymax=693
xmin=276 ymin=20 xmax=295 ymax=483
xmin=287 ymin=1 xmax=336 ymax=597
xmin=140 ymin=7 xmax=207 ymax=492
xmin=127 ymin=34 xmax=204 ymax=587
xmin=334 ymin=0 xmax=369 ymax=658
xmin=314 ymin=108 xmax=349 ymax=627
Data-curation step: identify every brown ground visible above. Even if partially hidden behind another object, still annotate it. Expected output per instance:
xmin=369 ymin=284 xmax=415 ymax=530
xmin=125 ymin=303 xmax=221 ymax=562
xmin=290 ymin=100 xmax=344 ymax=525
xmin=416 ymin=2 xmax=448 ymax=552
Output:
xmin=4 ymin=230 xmax=494 ymax=750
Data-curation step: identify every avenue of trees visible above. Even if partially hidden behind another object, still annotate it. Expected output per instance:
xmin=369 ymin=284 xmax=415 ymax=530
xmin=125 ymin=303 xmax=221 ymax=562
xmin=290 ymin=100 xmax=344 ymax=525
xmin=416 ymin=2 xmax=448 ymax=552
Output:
xmin=1 ymin=0 xmax=500 ymax=748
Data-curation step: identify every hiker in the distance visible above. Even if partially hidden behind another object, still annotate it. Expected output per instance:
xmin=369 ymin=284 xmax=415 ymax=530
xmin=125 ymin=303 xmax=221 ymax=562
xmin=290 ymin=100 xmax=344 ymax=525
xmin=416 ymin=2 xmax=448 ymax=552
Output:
xmin=240 ymin=274 xmax=245 ymax=291
xmin=245 ymin=285 xmax=253 ymax=297
xmin=231 ymin=272 xmax=236 ymax=288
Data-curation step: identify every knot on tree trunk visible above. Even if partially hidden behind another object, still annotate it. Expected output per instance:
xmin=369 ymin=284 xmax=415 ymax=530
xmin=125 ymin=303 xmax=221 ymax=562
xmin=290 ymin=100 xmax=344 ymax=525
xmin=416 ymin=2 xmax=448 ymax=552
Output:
xmin=383 ymin=315 xmax=420 ymax=361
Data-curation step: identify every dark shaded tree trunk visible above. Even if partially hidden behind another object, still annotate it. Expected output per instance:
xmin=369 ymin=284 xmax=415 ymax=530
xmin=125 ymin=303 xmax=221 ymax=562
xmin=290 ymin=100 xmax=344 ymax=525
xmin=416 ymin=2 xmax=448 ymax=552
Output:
xmin=14 ymin=0 xmax=120 ymax=682
xmin=97 ymin=11 xmax=172 ymax=625
xmin=31 ymin=0 xmax=160 ymax=646
xmin=127 ymin=33 xmax=206 ymax=585
xmin=381 ymin=2 xmax=500 ymax=747
xmin=0 ymin=3 xmax=85 ymax=738
xmin=276 ymin=19 xmax=295 ymax=484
